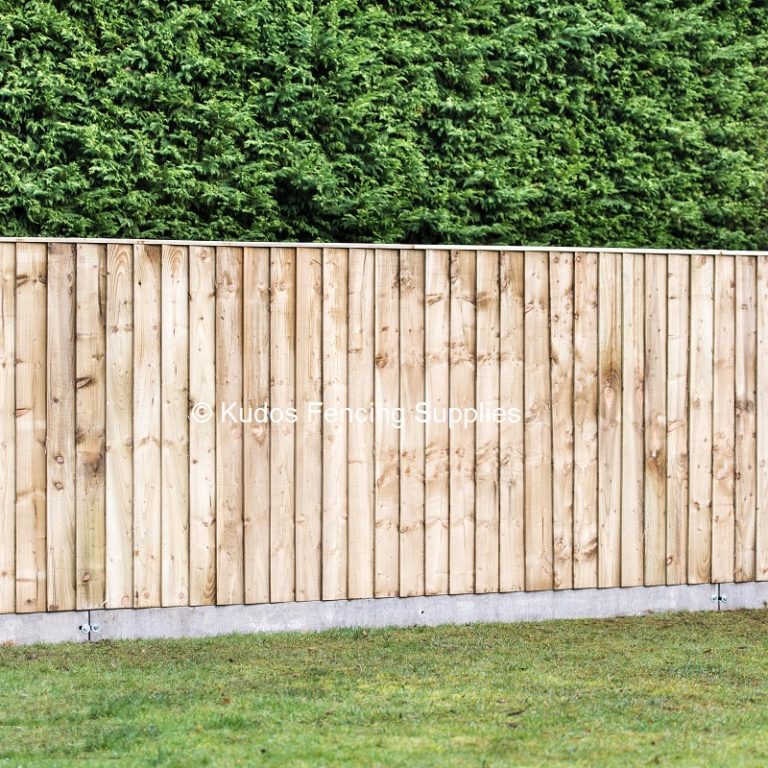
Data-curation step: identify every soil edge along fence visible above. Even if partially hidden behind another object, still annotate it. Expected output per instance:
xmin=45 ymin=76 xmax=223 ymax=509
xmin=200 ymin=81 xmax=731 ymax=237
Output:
xmin=1 ymin=240 xmax=767 ymax=615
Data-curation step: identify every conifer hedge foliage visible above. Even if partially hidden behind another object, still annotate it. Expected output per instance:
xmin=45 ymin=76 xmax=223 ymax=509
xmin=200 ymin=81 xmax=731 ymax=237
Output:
xmin=1 ymin=1 xmax=766 ymax=247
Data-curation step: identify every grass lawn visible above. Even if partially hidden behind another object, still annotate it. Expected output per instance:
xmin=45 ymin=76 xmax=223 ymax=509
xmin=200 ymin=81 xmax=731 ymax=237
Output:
xmin=1 ymin=610 xmax=767 ymax=766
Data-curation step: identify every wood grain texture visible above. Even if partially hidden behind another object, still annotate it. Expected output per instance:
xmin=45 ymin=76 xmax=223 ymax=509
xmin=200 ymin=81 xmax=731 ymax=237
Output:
xmin=399 ymin=249 xmax=425 ymax=597
xmin=76 ymin=243 xmax=107 ymax=609
xmin=161 ymin=245 xmax=189 ymax=606
xmin=712 ymin=255 xmax=735 ymax=584
xmin=621 ymin=253 xmax=644 ymax=587
xmin=374 ymin=249 xmax=399 ymax=597
xmin=524 ymin=251 xmax=553 ymax=591
xmin=688 ymin=255 xmax=714 ymax=585
xmin=243 ymin=247 xmax=271 ymax=604
xmin=15 ymin=243 xmax=47 ymax=613
xmin=499 ymin=252 xmax=525 ymax=592
xmin=189 ymin=246 xmax=217 ymax=606
xmin=216 ymin=246 xmax=244 ymax=605
xmin=598 ymin=252 xmax=622 ymax=588
xmin=322 ymin=248 xmax=348 ymax=601
xmin=735 ymin=256 xmax=756 ymax=582
xmin=424 ymin=250 xmax=450 ymax=595
xmin=47 ymin=244 xmax=76 ymax=611
xmin=105 ymin=244 xmax=133 ymax=609
xmin=666 ymin=255 xmax=690 ymax=585
xmin=270 ymin=247 xmax=295 ymax=603
xmin=643 ymin=254 xmax=666 ymax=586
xmin=0 ymin=244 xmax=14 ymax=613
xmin=757 ymin=257 xmax=768 ymax=581
xmin=449 ymin=250 xmax=476 ymax=594
xmin=549 ymin=252 xmax=573 ymax=590
xmin=348 ymin=249 xmax=375 ymax=599
xmin=572 ymin=252 xmax=599 ymax=589
xmin=133 ymin=244 xmax=161 ymax=607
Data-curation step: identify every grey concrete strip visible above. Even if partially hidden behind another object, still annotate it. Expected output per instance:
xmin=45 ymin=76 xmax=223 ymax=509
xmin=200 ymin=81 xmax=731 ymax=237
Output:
xmin=89 ymin=584 xmax=719 ymax=643
xmin=718 ymin=581 xmax=768 ymax=611
xmin=0 ymin=610 xmax=90 ymax=646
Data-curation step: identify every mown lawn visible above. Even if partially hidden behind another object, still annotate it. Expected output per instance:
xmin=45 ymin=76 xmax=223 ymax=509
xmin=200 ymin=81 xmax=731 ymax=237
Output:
xmin=1 ymin=610 xmax=767 ymax=767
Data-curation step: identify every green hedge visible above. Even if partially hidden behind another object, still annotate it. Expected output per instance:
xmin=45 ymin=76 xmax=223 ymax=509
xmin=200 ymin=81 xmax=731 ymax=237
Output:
xmin=1 ymin=0 xmax=767 ymax=247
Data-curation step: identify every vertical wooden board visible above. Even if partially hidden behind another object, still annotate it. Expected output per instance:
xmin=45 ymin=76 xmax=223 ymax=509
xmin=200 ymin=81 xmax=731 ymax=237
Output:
xmin=688 ymin=254 xmax=714 ymax=584
xmin=189 ymin=246 xmax=217 ymax=606
xmin=76 ymin=243 xmax=107 ymax=610
xmin=270 ymin=247 xmax=295 ymax=603
xmin=161 ymin=246 xmax=189 ymax=606
xmin=424 ymin=250 xmax=450 ymax=595
xmin=216 ymin=246 xmax=244 ymax=606
xmin=734 ymin=256 xmax=756 ymax=582
xmin=399 ymin=250 xmax=426 ymax=597
xmin=644 ymin=254 xmax=667 ymax=586
xmin=572 ymin=252 xmax=599 ymax=589
xmin=666 ymin=255 xmax=689 ymax=585
xmin=449 ymin=250 xmax=476 ymax=594
xmin=348 ymin=249 xmax=375 ymax=599
xmin=620 ymin=253 xmax=644 ymax=587
xmin=15 ymin=243 xmax=47 ymax=613
xmin=597 ymin=252 xmax=622 ymax=588
xmin=322 ymin=248 xmax=347 ymax=601
xmin=712 ymin=255 xmax=735 ymax=584
xmin=500 ymin=252 xmax=525 ymax=592
xmin=549 ymin=252 xmax=574 ymax=590
xmin=105 ymin=244 xmax=133 ymax=609
xmin=133 ymin=244 xmax=161 ymax=608
xmin=0 ymin=244 xmax=14 ymax=613
xmin=47 ymin=244 xmax=76 ymax=611
xmin=475 ymin=251 xmax=500 ymax=593
xmin=374 ymin=249 xmax=399 ymax=597
xmin=524 ymin=251 xmax=553 ymax=591
xmin=243 ymin=247 xmax=271 ymax=604
xmin=757 ymin=257 xmax=768 ymax=581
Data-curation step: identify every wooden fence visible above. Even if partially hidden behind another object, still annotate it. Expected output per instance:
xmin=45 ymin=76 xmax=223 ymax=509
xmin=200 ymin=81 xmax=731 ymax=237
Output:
xmin=0 ymin=240 xmax=767 ymax=614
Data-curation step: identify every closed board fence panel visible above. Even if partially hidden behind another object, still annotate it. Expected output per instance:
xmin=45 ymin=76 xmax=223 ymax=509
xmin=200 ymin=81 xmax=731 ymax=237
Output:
xmin=0 ymin=240 xmax=766 ymax=614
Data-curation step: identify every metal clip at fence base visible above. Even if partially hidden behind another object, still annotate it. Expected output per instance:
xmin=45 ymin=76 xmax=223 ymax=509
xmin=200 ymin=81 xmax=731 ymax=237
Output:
xmin=710 ymin=594 xmax=728 ymax=604
xmin=78 ymin=624 xmax=102 ymax=634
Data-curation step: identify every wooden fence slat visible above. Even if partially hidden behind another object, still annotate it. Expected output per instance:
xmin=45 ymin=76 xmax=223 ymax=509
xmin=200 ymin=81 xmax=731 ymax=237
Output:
xmin=573 ymin=252 xmax=599 ymax=589
xmin=425 ymin=250 xmax=450 ymax=595
xmin=475 ymin=251 xmax=499 ymax=593
xmin=47 ymin=244 xmax=76 ymax=611
xmin=499 ymin=252 xmax=525 ymax=592
xmin=0 ymin=244 xmax=14 ymax=613
xmin=348 ymin=248 xmax=375 ymax=599
xmin=550 ymin=252 xmax=573 ymax=590
xmin=322 ymin=248 xmax=348 ymax=601
xmin=598 ymin=252 xmax=622 ymax=588
xmin=294 ymin=248 xmax=322 ymax=602
xmin=757 ymin=256 xmax=768 ymax=581
xmin=399 ymin=249 xmax=425 ymax=597
xmin=524 ymin=251 xmax=553 ymax=591
xmin=666 ymin=255 xmax=690 ymax=585
xmin=735 ymin=256 xmax=756 ymax=582
xmin=189 ymin=246 xmax=217 ymax=606
xmin=15 ymin=243 xmax=47 ymax=613
xmin=270 ymin=247 xmax=295 ymax=603
xmin=161 ymin=245 xmax=189 ymax=606
xmin=243 ymin=247 xmax=271 ymax=604
xmin=712 ymin=255 xmax=735 ymax=583
xmin=688 ymin=254 xmax=714 ymax=584
xmin=76 ymin=243 xmax=107 ymax=609
xmin=621 ymin=253 xmax=644 ymax=587
xmin=643 ymin=254 xmax=666 ymax=586
xmin=374 ymin=249 xmax=399 ymax=597
xmin=216 ymin=246 xmax=244 ymax=605
xmin=449 ymin=250 xmax=476 ymax=594
xmin=105 ymin=244 xmax=133 ymax=609
xmin=133 ymin=244 xmax=161 ymax=607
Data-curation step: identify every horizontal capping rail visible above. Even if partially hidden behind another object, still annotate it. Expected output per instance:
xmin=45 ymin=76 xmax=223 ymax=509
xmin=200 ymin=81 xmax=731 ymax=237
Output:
xmin=0 ymin=237 xmax=767 ymax=256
